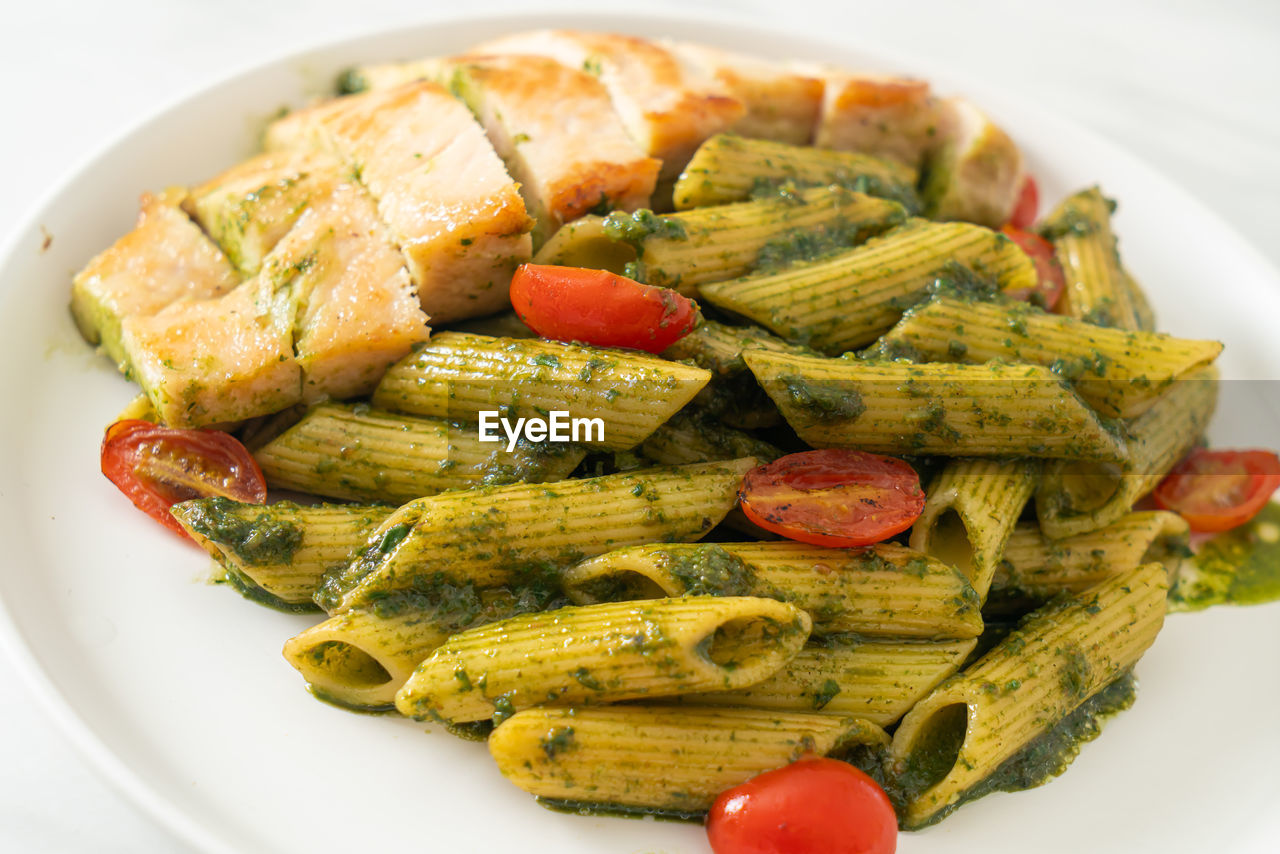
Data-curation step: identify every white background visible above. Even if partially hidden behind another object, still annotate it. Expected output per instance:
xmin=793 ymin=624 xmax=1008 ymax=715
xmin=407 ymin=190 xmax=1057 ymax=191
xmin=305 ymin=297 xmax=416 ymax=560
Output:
xmin=0 ymin=1 xmax=1276 ymax=851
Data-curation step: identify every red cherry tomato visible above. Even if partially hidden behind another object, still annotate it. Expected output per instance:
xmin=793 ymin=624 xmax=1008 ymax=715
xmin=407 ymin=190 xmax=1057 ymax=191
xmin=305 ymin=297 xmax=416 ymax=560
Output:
xmin=707 ymin=757 xmax=897 ymax=854
xmin=1001 ymin=225 xmax=1065 ymax=311
xmin=1153 ymin=448 xmax=1280 ymax=533
xmin=509 ymin=263 xmax=698 ymax=353
xmin=1008 ymin=175 xmax=1039 ymax=229
xmin=100 ymin=419 xmax=267 ymax=538
xmin=738 ymin=450 xmax=925 ymax=548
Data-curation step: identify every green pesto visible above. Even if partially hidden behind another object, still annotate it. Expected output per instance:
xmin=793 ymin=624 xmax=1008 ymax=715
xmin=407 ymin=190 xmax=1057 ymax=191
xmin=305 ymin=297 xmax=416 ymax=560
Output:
xmin=536 ymin=798 xmax=703 ymax=823
xmin=659 ymin=545 xmax=758 ymax=597
xmin=874 ymin=672 xmax=1137 ymax=829
xmin=178 ymin=496 xmax=304 ymax=567
xmin=602 ymin=209 xmax=688 ymax=246
xmin=780 ymin=374 xmax=866 ymax=421
xmin=750 ymin=173 xmax=921 ymax=214
xmin=218 ymin=564 xmax=321 ymax=615
xmin=1169 ymin=502 xmax=1280 ymax=610
xmin=334 ymin=68 xmax=368 ymax=95
xmin=753 ymin=217 xmax=872 ymax=272
xmin=308 ymin=685 xmax=396 ymax=714
xmin=541 ymin=726 xmax=577 ymax=760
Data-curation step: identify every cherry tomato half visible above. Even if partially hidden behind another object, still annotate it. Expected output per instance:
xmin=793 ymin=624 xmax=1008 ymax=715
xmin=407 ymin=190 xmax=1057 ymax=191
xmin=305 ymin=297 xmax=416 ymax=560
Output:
xmin=707 ymin=757 xmax=897 ymax=854
xmin=509 ymin=263 xmax=698 ymax=354
xmin=1001 ymin=225 xmax=1065 ymax=311
xmin=1008 ymin=175 xmax=1039 ymax=230
xmin=1153 ymin=448 xmax=1280 ymax=533
xmin=738 ymin=450 xmax=925 ymax=548
xmin=101 ymin=419 xmax=267 ymax=537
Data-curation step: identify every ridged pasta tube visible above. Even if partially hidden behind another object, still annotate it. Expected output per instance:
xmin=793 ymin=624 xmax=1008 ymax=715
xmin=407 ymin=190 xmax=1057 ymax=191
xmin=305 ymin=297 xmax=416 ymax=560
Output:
xmin=172 ymin=498 xmax=393 ymax=608
xmin=394 ymin=596 xmax=812 ymax=723
xmin=534 ymin=186 xmax=907 ymax=295
xmin=371 ymin=332 xmax=710 ymax=451
xmin=253 ymin=402 xmax=585 ymax=503
xmin=1043 ymin=186 xmax=1140 ymax=329
xmin=317 ymin=459 xmax=757 ymax=614
xmin=1035 ymin=366 xmax=1218 ymax=539
xmin=281 ymin=585 xmax=558 ymax=710
xmin=673 ymin=134 xmax=919 ymax=211
xmin=889 ymin=563 xmax=1167 ymax=828
xmin=909 ymin=458 xmax=1039 ymax=601
xmin=699 ymin=220 xmax=1036 ymax=353
xmin=684 ymin=638 xmax=977 ymax=726
xmin=991 ymin=511 xmax=1189 ymax=605
xmin=489 ymin=706 xmax=888 ymax=814
xmin=561 ymin=541 xmax=984 ymax=640
xmin=745 ymin=351 xmax=1127 ymax=461
xmin=639 ymin=410 xmax=782 ymax=467
xmin=877 ymin=296 xmax=1221 ymax=418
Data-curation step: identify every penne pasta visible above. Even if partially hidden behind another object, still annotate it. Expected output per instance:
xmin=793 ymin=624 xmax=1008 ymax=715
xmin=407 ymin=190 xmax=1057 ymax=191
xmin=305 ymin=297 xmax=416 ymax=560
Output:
xmin=370 ymin=332 xmax=710 ymax=451
xmin=318 ymin=459 xmax=757 ymax=614
xmin=991 ymin=511 xmax=1190 ymax=605
xmin=672 ymin=134 xmax=919 ymax=211
xmin=1035 ymin=366 xmax=1218 ymax=539
xmin=889 ymin=563 xmax=1167 ymax=827
xmin=909 ymin=457 xmax=1039 ymax=601
xmin=253 ymin=402 xmax=585 ymax=504
xmin=489 ymin=705 xmax=888 ymax=814
xmin=534 ymin=186 xmax=907 ymax=295
xmin=661 ymin=318 xmax=815 ymax=377
xmin=172 ymin=498 xmax=393 ymax=609
xmin=699 ymin=220 xmax=1036 ymax=353
xmin=877 ymin=296 xmax=1222 ymax=418
xmin=745 ymin=351 xmax=1127 ymax=461
xmin=395 ymin=596 xmax=811 ymax=723
xmin=561 ymin=541 xmax=984 ymax=640
xmin=683 ymin=637 xmax=977 ymax=726
xmin=1042 ymin=186 xmax=1141 ymax=329
xmin=282 ymin=585 xmax=561 ymax=710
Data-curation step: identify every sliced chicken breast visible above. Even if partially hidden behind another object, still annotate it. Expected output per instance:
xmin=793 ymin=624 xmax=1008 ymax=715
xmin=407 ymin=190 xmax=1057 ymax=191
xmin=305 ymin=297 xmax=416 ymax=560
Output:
xmin=186 ymin=150 xmax=343 ymax=276
xmin=469 ymin=30 xmax=744 ymax=181
xmin=71 ymin=189 xmax=239 ymax=372
xmin=121 ymin=271 xmax=299 ymax=428
xmin=807 ymin=69 xmax=942 ymax=169
xmin=666 ymin=41 xmax=823 ymax=145
xmin=281 ymin=182 xmax=430 ymax=402
xmin=924 ymin=98 xmax=1025 ymax=228
xmin=441 ymin=54 xmax=659 ymax=246
xmin=265 ymin=81 xmax=533 ymax=322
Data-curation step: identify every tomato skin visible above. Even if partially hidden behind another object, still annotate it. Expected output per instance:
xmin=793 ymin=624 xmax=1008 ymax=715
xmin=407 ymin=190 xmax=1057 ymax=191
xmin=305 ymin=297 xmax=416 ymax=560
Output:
xmin=1001 ymin=225 xmax=1065 ymax=311
xmin=100 ymin=419 xmax=267 ymax=538
xmin=738 ymin=450 xmax=925 ymax=548
xmin=1153 ymin=448 xmax=1280 ymax=533
xmin=706 ymin=757 xmax=897 ymax=854
xmin=1008 ymin=175 xmax=1039 ymax=229
xmin=509 ymin=264 xmax=698 ymax=354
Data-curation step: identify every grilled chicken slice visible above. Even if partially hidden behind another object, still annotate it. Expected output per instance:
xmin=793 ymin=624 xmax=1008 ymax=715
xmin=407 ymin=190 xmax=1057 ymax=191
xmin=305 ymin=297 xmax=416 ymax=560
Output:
xmin=265 ymin=81 xmax=533 ymax=323
xmin=923 ymin=98 xmax=1025 ymax=228
xmin=186 ymin=150 xmax=343 ymax=276
xmin=439 ymin=54 xmax=659 ymax=246
xmin=665 ymin=42 xmax=823 ymax=145
xmin=808 ymin=69 xmax=942 ymax=169
xmin=283 ymin=182 xmax=429 ymax=402
xmin=121 ymin=271 xmax=299 ymax=428
xmin=71 ymin=189 xmax=239 ymax=371
xmin=469 ymin=30 xmax=744 ymax=181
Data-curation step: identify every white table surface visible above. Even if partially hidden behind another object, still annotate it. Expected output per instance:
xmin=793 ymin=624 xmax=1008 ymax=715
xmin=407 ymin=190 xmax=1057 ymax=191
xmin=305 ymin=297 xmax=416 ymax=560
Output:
xmin=1 ymin=1 xmax=1276 ymax=851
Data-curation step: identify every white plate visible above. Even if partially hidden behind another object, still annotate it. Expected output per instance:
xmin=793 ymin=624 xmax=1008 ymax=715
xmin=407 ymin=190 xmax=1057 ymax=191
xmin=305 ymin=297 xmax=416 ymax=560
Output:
xmin=2 ymin=10 xmax=1279 ymax=854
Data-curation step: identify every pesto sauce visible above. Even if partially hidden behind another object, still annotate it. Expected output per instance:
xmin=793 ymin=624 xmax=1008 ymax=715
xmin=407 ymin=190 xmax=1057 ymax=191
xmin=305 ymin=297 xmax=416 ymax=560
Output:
xmin=535 ymin=797 xmax=704 ymax=824
xmin=1169 ymin=502 xmax=1280 ymax=610
xmin=780 ymin=374 xmax=865 ymax=421
xmin=659 ymin=545 xmax=758 ymax=597
xmin=220 ymin=564 xmax=321 ymax=615
xmin=870 ymin=672 xmax=1138 ymax=830
xmin=601 ymin=209 xmax=688 ymax=245
xmin=179 ymin=496 xmax=304 ymax=566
